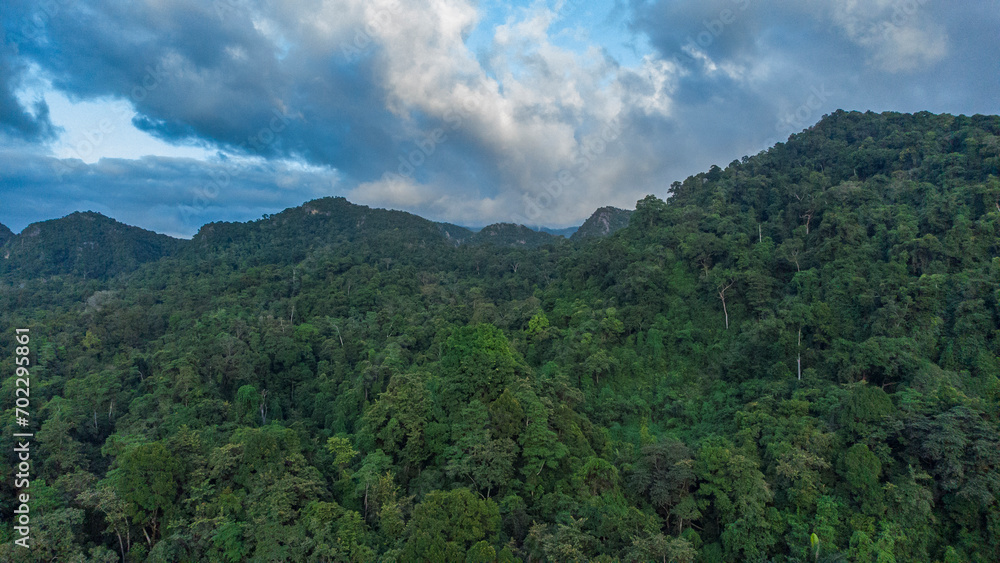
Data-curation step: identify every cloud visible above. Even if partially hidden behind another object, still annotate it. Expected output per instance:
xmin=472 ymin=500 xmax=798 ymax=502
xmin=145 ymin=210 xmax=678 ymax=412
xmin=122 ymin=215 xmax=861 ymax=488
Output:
xmin=0 ymin=0 xmax=998 ymax=234
xmin=358 ymin=0 xmax=686 ymax=224
xmin=626 ymin=0 xmax=999 ymax=161
xmin=349 ymin=175 xmax=441 ymax=209
xmin=827 ymin=0 xmax=948 ymax=72
xmin=0 ymin=0 xmax=688 ymax=228
xmin=0 ymin=36 xmax=57 ymax=142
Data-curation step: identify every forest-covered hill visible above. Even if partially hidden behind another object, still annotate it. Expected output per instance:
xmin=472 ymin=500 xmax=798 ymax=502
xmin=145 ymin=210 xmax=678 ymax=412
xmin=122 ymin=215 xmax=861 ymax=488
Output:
xmin=0 ymin=212 xmax=182 ymax=280
xmin=1 ymin=110 xmax=999 ymax=562
xmin=0 ymin=197 xmax=577 ymax=282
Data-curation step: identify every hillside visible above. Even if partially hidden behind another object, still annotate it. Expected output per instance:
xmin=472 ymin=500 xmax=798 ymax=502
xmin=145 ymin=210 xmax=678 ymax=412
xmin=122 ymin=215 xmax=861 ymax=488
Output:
xmin=0 ymin=211 xmax=183 ymax=280
xmin=1 ymin=110 xmax=999 ymax=563
xmin=0 ymin=200 xmax=615 ymax=282
xmin=187 ymin=196 xmax=475 ymax=261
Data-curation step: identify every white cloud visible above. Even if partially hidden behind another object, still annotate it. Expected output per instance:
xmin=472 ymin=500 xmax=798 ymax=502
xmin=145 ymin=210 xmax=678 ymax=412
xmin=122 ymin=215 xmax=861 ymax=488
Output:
xmin=346 ymin=0 xmax=680 ymax=224
xmin=349 ymin=175 xmax=440 ymax=208
xmin=828 ymin=0 xmax=948 ymax=72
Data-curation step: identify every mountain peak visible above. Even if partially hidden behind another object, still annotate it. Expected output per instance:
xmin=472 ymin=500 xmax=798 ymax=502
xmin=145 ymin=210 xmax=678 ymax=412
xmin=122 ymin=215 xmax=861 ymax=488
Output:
xmin=1 ymin=211 xmax=182 ymax=279
xmin=571 ymin=206 xmax=632 ymax=240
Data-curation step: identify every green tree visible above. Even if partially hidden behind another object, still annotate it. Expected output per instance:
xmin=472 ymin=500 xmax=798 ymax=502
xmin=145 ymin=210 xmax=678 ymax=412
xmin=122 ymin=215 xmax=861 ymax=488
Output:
xmin=109 ymin=441 xmax=183 ymax=547
xmin=401 ymin=489 xmax=501 ymax=562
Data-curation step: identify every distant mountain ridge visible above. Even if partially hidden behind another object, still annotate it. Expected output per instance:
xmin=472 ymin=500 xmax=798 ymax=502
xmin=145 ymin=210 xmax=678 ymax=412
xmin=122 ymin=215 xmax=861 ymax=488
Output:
xmin=1 ymin=198 xmax=625 ymax=279
xmin=539 ymin=226 xmax=578 ymax=237
xmin=469 ymin=222 xmax=560 ymax=248
xmin=187 ymin=197 xmax=473 ymax=262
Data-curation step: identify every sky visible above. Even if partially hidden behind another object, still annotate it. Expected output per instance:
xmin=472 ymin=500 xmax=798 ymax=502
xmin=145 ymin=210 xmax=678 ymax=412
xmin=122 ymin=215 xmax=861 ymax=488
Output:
xmin=1 ymin=0 xmax=998 ymax=238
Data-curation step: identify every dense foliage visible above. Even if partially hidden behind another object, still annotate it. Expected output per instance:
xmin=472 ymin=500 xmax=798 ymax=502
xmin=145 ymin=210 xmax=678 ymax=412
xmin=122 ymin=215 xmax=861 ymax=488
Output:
xmin=0 ymin=212 xmax=182 ymax=280
xmin=1 ymin=110 xmax=999 ymax=562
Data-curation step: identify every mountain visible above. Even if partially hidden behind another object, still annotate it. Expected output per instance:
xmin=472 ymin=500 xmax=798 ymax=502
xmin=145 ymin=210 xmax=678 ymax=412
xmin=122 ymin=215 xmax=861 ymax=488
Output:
xmin=0 ymin=198 xmax=568 ymax=280
xmin=2 ymin=110 xmax=1000 ymax=562
xmin=0 ymin=211 xmax=183 ymax=279
xmin=0 ymin=222 xmax=12 ymax=246
xmin=469 ymin=222 xmax=560 ymax=247
xmin=184 ymin=196 xmax=483 ymax=270
xmin=570 ymin=206 xmax=632 ymax=240
xmin=191 ymin=196 xmax=466 ymax=249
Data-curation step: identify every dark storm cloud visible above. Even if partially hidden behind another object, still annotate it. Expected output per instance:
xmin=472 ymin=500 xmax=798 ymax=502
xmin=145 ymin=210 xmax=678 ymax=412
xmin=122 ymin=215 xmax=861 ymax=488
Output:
xmin=3 ymin=0 xmax=389 ymax=176
xmin=1 ymin=0 xmax=515 ymax=213
xmin=0 ymin=34 xmax=57 ymax=141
